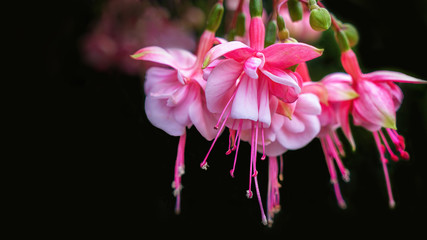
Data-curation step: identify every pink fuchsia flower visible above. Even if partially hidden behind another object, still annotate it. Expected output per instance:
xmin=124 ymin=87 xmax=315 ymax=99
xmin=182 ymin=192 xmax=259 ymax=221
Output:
xmin=200 ymin=15 xmax=322 ymax=225
xmin=131 ymin=30 xmax=219 ymax=213
xmin=340 ymin=49 xmax=426 ymax=208
xmin=316 ymin=73 xmax=359 ymax=208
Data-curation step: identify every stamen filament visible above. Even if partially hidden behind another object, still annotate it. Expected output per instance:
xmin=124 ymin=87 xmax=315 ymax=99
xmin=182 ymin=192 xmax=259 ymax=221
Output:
xmin=373 ymin=131 xmax=396 ymax=209
xmin=200 ymin=108 xmax=232 ymax=170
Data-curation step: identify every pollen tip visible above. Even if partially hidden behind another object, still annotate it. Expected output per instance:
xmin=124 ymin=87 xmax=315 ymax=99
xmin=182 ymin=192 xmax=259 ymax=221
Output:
xmin=225 ymin=149 xmax=232 ymax=155
xmin=230 ymin=169 xmax=235 ymax=178
xmin=246 ymin=190 xmax=253 ymax=199
xmin=389 ymin=200 xmax=396 ymax=209
xmin=400 ymin=151 xmax=410 ymax=160
xmin=261 ymin=154 xmax=266 ymax=160
xmin=261 ymin=216 xmax=268 ymax=226
xmin=201 ymin=162 xmax=209 ymax=170
xmin=338 ymin=201 xmax=347 ymax=210
xmin=214 ymin=125 xmax=219 ymax=130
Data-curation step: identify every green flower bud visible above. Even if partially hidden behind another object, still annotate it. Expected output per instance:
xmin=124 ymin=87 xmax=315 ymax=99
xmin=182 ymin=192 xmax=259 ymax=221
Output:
xmin=277 ymin=15 xmax=286 ymax=31
xmin=309 ymin=8 xmax=331 ymax=31
xmin=249 ymin=0 xmax=263 ymax=18
xmin=288 ymin=0 xmax=303 ymax=22
xmin=341 ymin=23 xmax=359 ymax=48
xmin=206 ymin=3 xmax=224 ymax=32
xmin=236 ymin=13 xmax=246 ymax=36
xmin=335 ymin=29 xmax=350 ymax=52
xmin=265 ymin=20 xmax=278 ymax=47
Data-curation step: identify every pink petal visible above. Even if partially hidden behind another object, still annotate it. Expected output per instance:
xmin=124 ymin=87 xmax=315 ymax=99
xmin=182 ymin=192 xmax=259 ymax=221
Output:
xmin=244 ymin=57 xmax=263 ymax=79
xmin=276 ymin=114 xmax=320 ymax=150
xmin=230 ymin=75 xmax=259 ymax=122
xmin=262 ymin=68 xmax=301 ymax=103
xmin=131 ymin=46 xmax=178 ymax=69
xmin=321 ymin=72 xmax=352 ymax=84
xmin=205 ymin=59 xmax=243 ymax=113
xmin=144 ymin=67 xmax=182 ymax=97
xmin=262 ymin=141 xmax=288 ymax=157
xmin=203 ymin=41 xmax=255 ymax=68
xmin=189 ymin=89 xmax=218 ymax=141
xmin=295 ymin=93 xmax=321 ymax=115
xmin=340 ymin=49 xmax=362 ymax=79
xmin=301 ymin=82 xmax=328 ymax=105
xmin=145 ymin=96 xmax=186 ymax=136
xmin=336 ymin=101 xmax=355 ymax=150
xmin=262 ymin=42 xmax=323 ymax=69
xmin=352 ymin=81 xmax=397 ymax=130
xmin=365 ymin=70 xmax=426 ymax=84
xmin=258 ymin=77 xmax=271 ymax=127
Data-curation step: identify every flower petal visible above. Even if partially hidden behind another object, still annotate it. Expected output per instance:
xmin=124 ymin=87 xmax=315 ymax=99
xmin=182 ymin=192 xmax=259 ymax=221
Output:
xmin=145 ymin=96 xmax=186 ymax=136
xmin=145 ymin=67 xmax=182 ymax=97
xmin=258 ymin=77 xmax=271 ymax=127
xmin=276 ymin=114 xmax=320 ymax=150
xmin=244 ymin=57 xmax=262 ymax=79
xmin=295 ymin=93 xmax=321 ymax=115
xmin=230 ymin=75 xmax=259 ymax=122
xmin=366 ymin=70 xmax=427 ymax=84
xmin=262 ymin=42 xmax=323 ymax=69
xmin=352 ymin=81 xmax=397 ymax=130
xmin=262 ymin=68 xmax=301 ymax=103
xmin=336 ymin=101 xmax=356 ymax=151
xmin=205 ymin=59 xmax=242 ymax=113
xmin=203 ymin=41 xmax=255 ymax=68
xmin=189 ymin=89 xmax=217 ymax=141
xmin=131 ymin=46 xmax=178 ymax=69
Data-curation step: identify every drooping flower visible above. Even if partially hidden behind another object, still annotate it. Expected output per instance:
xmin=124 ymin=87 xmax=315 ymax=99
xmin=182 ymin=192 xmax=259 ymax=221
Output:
xmin=339 ymin=49 xmax=426 ymax=208
xmin=199 ymin=5 xmax=322 ymax=223
xmin=317 ymin=72 xmax=359 ymax=208
xmin=131 ymin=29 xmax=219 ymax=213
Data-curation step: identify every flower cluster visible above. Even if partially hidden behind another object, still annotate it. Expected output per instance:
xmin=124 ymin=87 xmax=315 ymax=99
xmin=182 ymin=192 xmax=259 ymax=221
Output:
xmin=130 ymin=0 xmax=425 ymax=226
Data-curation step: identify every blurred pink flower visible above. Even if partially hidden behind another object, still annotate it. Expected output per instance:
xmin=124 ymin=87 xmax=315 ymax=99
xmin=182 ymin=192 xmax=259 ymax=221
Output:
xmin=83 ymin=0 xmax=196 ymax=74
xmin=279 ymin=2 xmax=322 ymax=43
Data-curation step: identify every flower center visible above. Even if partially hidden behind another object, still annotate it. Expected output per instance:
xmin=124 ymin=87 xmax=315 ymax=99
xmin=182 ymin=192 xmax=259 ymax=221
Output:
xmin=244 ymin=52 xmax=265 ymax=79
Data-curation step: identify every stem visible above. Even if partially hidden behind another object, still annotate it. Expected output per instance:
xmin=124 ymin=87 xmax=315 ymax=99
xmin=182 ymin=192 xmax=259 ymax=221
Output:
xmin=317 ymin=1 xmax=341 ymax=30
xmin=229 ymin=0 xmax=245 ymax=31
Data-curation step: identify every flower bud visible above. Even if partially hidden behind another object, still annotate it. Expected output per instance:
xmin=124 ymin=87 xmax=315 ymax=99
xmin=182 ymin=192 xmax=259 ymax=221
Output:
xmin=250 ymin=0 xmax=263 ymax=18
xmin=288 ymin=0 xmax=303 ymax=22
xmin=335 ymin=29 xmax=350 ymax=52
xmin=265 ymin=20 xmax=278 ymax=47
xmin=309 ymin=8 xmax=331 ymax=31
xmin=206 ymin=3 xmax=224 ymax=32
xmin=236 ymin=12 xmax=246 ymax=36
xmin=341 ymin=23 xmax=359 ymax=48
xmin=277 ymin=15 xmax=286 ymax=31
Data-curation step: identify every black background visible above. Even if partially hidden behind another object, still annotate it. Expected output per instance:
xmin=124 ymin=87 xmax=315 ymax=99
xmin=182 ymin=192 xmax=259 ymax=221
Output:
xmin=35 ymin=0 xmax=427 ymax=238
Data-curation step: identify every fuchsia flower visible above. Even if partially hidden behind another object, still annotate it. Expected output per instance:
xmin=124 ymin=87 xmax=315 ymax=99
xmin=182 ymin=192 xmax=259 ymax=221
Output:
xmin=200 ymin=14 xmax=322 ymax=224
xmin=339 ymin=49 xmax=426 ymax=208
xmin=131 ymin=30 xmax=219 ymax=213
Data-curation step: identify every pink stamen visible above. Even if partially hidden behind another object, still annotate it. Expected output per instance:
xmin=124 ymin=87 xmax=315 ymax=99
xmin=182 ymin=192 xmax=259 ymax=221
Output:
xmin=214 ymin=90 xmax=237 ymax=129
xmin=379 ymin=129 xmax=399 ymax=162
xmin=226 ymin=129 xmax=236 ymax=155
xmin=247 ymin=124 xmax=255 ymax=198
xmin=254 ymin=175 xmax=268 ymax=225
xmin=326 ymin=134 xmax=350 ymax=182
xmin=279 ymin=155 xmax=284 ymax=182
xmin=332 ymin=130 xmax=346 ymax=157
xmin=373 ymin=131 xmax=396 ymax=208
xmin=267 ymin=157 xmax=281 ymax=226
xmin=200 ymin=107 xmax=232 ymax=170
xmin=230 ymin=120 xmax=243 ymax=178
xmin=172 ymin=133 xmax=186 ymax=214
xmin=261 ymin=123 xmax=266 ymax=160
xmin=386 ymin=129 xmax=410 ymax=160
xmin=320 ymin=138 xmax=347 ymax=209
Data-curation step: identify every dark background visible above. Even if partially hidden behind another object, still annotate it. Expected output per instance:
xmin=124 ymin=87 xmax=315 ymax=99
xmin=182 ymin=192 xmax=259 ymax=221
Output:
xmin=36 ymin=0 xmax=427 ymax=238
